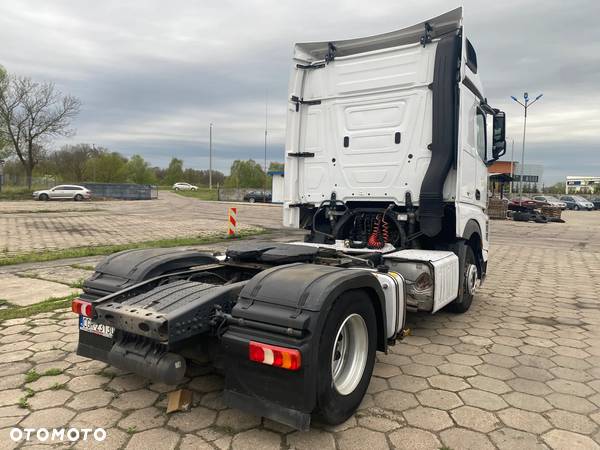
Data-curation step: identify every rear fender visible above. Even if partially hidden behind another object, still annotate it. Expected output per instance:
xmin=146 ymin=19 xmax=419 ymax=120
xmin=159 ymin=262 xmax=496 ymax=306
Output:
xmin=222 ymin=263 xmax=387 ymax=428
xmin=83 ymin=248 xmax=218 ymax=297
xmin=233 ymin=263 xmax=387 ymax=351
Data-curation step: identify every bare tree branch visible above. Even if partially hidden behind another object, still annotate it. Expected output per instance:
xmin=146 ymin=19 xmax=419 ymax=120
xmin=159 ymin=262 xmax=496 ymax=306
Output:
xmin=0 ymin=73 xmax=81 ymax=188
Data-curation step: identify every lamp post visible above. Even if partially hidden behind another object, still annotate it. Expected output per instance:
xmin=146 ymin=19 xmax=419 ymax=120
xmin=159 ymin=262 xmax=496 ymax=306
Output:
xmin=209 ymin=123 xmax=213 ymax=190
xmin=511 ymin=92 xmax=543 ymax=206
xmin=264 ymin=91 xmax=268 ymax=195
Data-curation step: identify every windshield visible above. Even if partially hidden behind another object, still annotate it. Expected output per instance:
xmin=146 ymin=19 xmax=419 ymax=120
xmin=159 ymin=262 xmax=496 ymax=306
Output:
xmin=544 ymin=196 xmax=559 ymax=201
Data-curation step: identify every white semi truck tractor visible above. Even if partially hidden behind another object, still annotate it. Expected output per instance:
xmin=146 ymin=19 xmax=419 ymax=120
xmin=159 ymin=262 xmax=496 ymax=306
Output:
xmin=74 ymin=7 xmax=506 ymax=430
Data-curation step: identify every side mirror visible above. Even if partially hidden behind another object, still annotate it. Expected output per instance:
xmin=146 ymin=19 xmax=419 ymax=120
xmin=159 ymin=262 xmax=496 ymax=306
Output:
xmin=492 ymin=111 xmax=506 ymax=160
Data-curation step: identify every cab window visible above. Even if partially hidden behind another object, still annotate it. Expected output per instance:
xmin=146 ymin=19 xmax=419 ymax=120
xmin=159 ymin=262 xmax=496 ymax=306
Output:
xmin=475 ymin=109 xmax=486 ymax=161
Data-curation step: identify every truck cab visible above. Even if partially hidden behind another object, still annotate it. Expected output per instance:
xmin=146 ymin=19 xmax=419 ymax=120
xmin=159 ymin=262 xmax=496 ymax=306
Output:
xmin=283 ymin=7 xmax=506 ymax=297
xmin=74 ymin=7 xmax=505 ymax=432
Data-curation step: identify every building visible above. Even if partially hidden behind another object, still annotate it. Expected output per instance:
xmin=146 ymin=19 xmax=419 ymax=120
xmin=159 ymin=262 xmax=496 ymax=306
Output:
xmin=487 ymin=161 xmax=544 ymax=194
xmin=565 ymin=176 xmax=600 ymax=194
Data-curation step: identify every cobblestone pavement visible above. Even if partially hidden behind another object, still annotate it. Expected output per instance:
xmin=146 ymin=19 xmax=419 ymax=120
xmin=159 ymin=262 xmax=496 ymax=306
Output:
xmin=0 ymin=193 xmax=282 ymax=256
xmin=0 ymin=212 xmax=599 ymax=449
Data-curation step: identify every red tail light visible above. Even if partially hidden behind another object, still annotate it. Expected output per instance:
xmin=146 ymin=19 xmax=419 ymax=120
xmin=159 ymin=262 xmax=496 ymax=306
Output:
xmin=248 ymin=341 xmax=301 ymax=371
xmin=72 ymin=298 xmax=93 ymax=317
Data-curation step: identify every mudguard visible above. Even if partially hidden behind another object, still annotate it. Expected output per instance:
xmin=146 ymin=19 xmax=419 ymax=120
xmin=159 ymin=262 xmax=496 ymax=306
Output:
xmin=221 ymin=263 xmax=386 ymax=430
xmin=82 ymin=248 xmax=218 ymax=297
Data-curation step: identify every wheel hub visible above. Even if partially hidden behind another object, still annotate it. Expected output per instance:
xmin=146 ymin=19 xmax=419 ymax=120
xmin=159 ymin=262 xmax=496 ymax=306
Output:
xmin=465 ymin=264 xmax=478 ymax=295
xmin=331 ymin=313 xmax=368 ymax=395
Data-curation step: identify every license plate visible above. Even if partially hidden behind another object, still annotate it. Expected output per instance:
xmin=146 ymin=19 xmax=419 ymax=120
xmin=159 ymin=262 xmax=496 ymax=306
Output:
xmin=79 ymin=316 xmax=115 ymax=338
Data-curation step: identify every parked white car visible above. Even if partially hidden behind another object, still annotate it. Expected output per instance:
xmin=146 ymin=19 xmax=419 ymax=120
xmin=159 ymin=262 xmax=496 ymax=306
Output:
xmin=532 ymin=195 xmax=567 ymax=210
xmin=172 ymin=182 xmax=198 ymax=191
xmin=33 ymin=185 xmax=92 ymax=201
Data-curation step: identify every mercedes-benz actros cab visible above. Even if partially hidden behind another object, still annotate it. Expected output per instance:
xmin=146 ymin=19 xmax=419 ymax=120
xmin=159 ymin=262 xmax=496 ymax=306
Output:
xmin=74 ymin=7 xmax=506 ymax=430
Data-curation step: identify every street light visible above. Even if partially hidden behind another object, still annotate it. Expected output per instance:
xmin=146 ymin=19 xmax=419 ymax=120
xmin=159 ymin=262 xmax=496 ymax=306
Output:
xmin=209 ymin=123 xmax=213 ymax=190
xmin=511 ymin=92 xmax=543 ymax=205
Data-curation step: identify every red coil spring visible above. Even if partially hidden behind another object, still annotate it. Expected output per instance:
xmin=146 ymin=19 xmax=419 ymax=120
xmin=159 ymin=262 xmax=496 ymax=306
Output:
xmin=368 ymin=215 xmax=385 ymax=249
xmin=381 ymin=215 xmax=390 ymax=243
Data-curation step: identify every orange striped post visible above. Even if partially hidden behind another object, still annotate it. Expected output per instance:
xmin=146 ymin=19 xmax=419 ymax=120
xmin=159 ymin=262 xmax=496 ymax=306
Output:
xmin=228 ymin=207 xmax=237 ymax=236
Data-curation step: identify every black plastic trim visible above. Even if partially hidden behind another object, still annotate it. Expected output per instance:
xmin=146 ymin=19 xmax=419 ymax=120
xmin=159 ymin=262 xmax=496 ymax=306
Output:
xmin=419 ymin=32 xmax=461 ymax=237
xmin=462 ymin=77 xmax=483 ymax=102
xmin=287 ymin=152 xmax=315 ymax=158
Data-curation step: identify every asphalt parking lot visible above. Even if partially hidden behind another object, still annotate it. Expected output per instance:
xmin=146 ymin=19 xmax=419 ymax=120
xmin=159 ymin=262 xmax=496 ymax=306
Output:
xmin=0 ymin=203 xmax=599 ymax=450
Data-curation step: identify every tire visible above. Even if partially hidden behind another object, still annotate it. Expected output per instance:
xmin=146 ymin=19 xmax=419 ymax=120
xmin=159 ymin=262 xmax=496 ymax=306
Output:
xmin=513 ymin=211 xmax=531 ymax=222
xmin=248 ymin=197 xmax=256 ymax=203
xmin=174 ymin=187 xmax=179 ymax=191
xmin=74 ymin=194 xmax=83 ymax=201
xmin=449 ymin=246 xmax=477 ymax=314
xmin=315 ymin=290 xmax=377 ymax=425
xmin=39 ymin=193 xmax=49 ymax=201
xmin=574 ymin=205 xmax=580 ymax=211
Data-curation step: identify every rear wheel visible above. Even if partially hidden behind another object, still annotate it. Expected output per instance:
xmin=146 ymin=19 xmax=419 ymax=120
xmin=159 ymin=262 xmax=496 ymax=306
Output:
xmin=39 ymin=193 xmax=49 ymax=201
xmin=574 ymin=205 xmax=580 ymax=211
xmin=315 ymin=290 xmax=376 ymax=425
xmin=248 ymin=197 xmax=256 ymax=203
xmin=449 ymin=246 xmax=477 ymax=313
xmin=74 ymin=194 xmax=83 ymax=201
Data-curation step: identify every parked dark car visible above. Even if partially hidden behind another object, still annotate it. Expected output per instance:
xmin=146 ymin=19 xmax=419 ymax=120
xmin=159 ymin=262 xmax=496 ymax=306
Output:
xmin=559 ymin=195 xmax=594 ymax=211
xmin=508 ymin=197 xmax=547 ymax=211
xmin=243 ymin=190 xmax=272 ymax=203
xmin=591 ymin=197 xmax=600 ymax=210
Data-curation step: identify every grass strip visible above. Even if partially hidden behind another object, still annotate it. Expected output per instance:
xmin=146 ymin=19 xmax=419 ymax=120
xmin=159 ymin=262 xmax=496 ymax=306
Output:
xmin=0 ymin=293 xmax=79 ymax=322
xmin=0 ymin=228 xmax=265 ymax=267
xmin=171 ymin=189 xmax=218 ymax=201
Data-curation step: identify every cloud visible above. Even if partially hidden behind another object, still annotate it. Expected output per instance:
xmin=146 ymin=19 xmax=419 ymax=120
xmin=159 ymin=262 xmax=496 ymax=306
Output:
xmin=1 ymin=0 xmax=598 ymax=183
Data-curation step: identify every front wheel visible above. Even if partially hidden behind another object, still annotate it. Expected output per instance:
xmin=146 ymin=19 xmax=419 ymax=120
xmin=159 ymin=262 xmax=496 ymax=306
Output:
xmin=248 ymin=197 xmax=256 ymax=203
xmin=39 ymin=193 xmax=49 ymax=201
xmin=449 ymin=246 xmax=477 ymax=313
xmin=315 ymin=290 xmax=377 ymax=425
xmin=574 ymin=205 xmax=580 ymax=211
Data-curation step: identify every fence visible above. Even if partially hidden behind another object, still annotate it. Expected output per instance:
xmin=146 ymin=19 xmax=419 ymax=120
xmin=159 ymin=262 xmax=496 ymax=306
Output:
xmin=0 ymin=175 xmax=56 ymax=190
xmin=82 ymin=183 xmax=158 ymax=200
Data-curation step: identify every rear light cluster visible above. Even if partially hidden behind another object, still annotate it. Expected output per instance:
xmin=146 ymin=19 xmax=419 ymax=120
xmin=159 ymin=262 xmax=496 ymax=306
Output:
xmin=248 ymin=341 xmax=301 ymax=371
xmin=72 ymin=298 xmax=93 ymax=317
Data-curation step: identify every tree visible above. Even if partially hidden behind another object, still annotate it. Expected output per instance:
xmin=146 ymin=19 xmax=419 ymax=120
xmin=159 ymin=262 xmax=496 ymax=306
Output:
xmin=48 ymin=143 xmax=102 ymax=182
xmin=182 ymin=168 xmax=224 ymax=186
xmin=84 ymin=152 xmax=128 ymax=182
xmin=545 ymin=182 xmax=565 ymax=195
xmin=164 ymin=158 xmax=184 ymax=185
xmin=225 ymin=159 xmax=266 ymax=188
xmin=0 ymin=73 xmax=81 ymax=188
xmin=0 ymin=66 xmax=9 ymax=159
xmin=126 ymin=154 xmax=156 ymax=184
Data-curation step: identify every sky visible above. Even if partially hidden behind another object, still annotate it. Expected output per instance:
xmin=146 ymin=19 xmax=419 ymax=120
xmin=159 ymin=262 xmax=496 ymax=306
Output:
xmin=1 ymin=0 xmax=599 ymax=184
